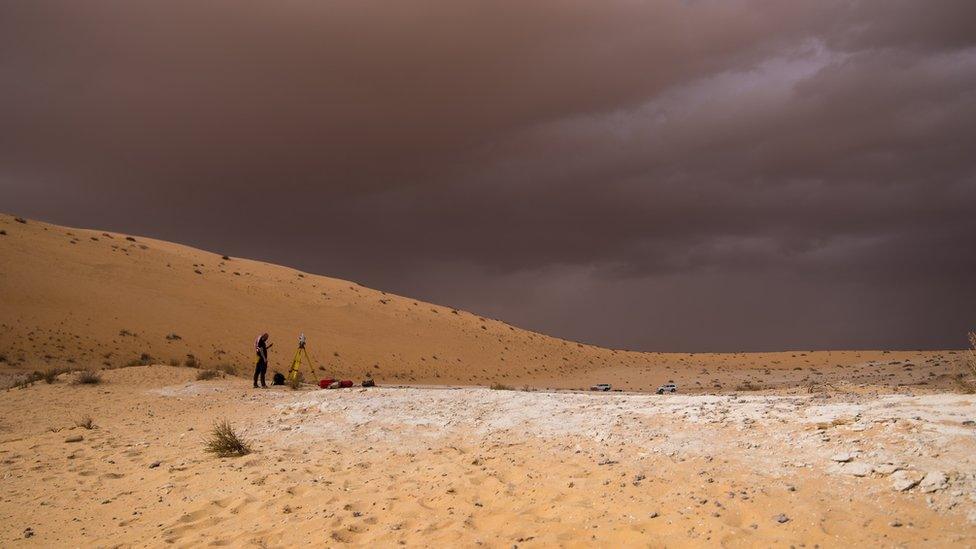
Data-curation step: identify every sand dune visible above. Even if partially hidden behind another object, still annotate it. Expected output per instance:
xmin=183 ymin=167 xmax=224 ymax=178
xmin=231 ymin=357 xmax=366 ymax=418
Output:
xmin=0 ymin=214 xmax=970 ymax=393
xmin=2 ymin=214 xmax=975 ymax=546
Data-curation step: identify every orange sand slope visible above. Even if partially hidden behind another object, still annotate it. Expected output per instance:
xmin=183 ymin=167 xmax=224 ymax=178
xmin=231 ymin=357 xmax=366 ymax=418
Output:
xmin=0 ymin=213 xmax=969 ymax=392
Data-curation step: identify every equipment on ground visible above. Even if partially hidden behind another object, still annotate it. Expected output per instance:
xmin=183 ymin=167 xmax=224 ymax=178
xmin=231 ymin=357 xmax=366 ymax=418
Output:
xmin=272 ymin=372 xmax=286 ymax=385
xmin=656 ymin=383 xmax=677 ymax=394
xmin=287 ymin=332 xmax=318 ymax=382
xmin=590 ymin=383 xmax=611 ymax=391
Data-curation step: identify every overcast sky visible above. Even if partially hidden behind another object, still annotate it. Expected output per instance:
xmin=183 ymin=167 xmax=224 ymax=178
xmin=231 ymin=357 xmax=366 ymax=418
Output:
xmin=2 ymin=0 xmax=974 ymax=351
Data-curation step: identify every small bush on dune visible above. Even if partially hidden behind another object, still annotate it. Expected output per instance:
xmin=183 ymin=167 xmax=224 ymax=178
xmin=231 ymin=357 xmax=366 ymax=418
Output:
xmin=42 ymin=368 xmax=63 ymax=384
xmin=968 ymin=332 xmax=976 ymax=377
xmin=73 ymin=370 xmax=102 ymax=385
xmin=196 ymin=369 xmax=221 ymax=381
xmin=204 ymin=420 xmax=251 ymax=457
xmin=215 ymin=364 xmax=237 ymax=376
xmin=10 ymin=371 xmax=44 ymax=390
xmin=168 ymin=358 xmax=180 ymax=367
xmin=184 ymin=355 xmax=199 ymax=368
xmin=490 ymin=382 xmax=513 ymax=391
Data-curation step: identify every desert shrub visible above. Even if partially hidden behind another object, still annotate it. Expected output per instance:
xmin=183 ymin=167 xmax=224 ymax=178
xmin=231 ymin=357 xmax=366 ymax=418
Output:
xmin=165 ymin=333 xmax=182 ymax=341
xmin=196 ymin=369 xmax=221 ymax=381
xmin=0 ymin=353 xmax=7 ymax=363
xmin=968 ymin=332 xmax=976 ymax=377
xmin=168 ymin=358 xmax=180 ymax=366
xmin=289 ymin=372 xmax=304 ymax=390
xmin=10 ymin=371 xmax=44 ymax=389
xmin=42 ymin=368 xmax=63 ymax=384
xmin=490 ymin=382 xmax=513 ymax=391
xmin=215 ymin=364 xmax=237 ymax=376
xmin=184 ymin=355 xmax=199 ymax=368
xmin=204 ymin=420 xmax=251 ymax=457
xmin=76 ymin=415 xmax=96 ymax=429
xmin=73 ymin=370 xmax=102 ymax=385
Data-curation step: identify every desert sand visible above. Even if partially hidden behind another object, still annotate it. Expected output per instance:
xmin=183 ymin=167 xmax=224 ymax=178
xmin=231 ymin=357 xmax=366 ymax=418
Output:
xmin=1 ymin=213 xmax=975 ymax=546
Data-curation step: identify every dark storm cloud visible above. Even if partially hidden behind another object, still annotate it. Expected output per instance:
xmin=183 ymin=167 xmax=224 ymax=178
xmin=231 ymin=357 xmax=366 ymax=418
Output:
xmin=2 ymin=0 xmax=974 ymax=350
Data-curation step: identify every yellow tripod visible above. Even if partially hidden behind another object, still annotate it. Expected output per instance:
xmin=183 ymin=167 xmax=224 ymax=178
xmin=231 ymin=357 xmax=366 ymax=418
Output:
xmin=288 ymin=333 xmax=318 ymax=382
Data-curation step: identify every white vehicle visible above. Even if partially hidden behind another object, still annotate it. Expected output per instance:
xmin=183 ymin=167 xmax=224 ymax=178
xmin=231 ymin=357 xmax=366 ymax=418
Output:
xmin=656 ymin=383 xmax=677 ymax=394
xmin=590 ymin=383 xmax=612 ymax=392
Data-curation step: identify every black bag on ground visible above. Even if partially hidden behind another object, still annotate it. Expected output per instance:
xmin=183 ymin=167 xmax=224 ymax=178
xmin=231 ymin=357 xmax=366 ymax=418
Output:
xmin=272 ymin=372 xmax=286 ymax=386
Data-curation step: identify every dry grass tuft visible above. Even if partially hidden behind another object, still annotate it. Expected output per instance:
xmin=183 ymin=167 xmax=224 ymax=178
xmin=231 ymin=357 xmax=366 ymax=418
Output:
xmin=76 ymin=415 xmax=97 ymax=429
xmin=215 ymin=364 xmax=237 ymax=376
xmin=184 ymin=354 xmax=200 ymax=368
xmin=204 ymin=420 xmax=252 ymax=457
xmin=490 ymin=382 xmax=513 ymax=391
xmin=42 ymin=368 xmax=64 ymax=384
xmin=196 ymin=369 xmax=221 ymax=381
xmin=73 ymin=370 xmax=102 ymax=385
xmin=968 ymin=332 xmax=976 ymax=377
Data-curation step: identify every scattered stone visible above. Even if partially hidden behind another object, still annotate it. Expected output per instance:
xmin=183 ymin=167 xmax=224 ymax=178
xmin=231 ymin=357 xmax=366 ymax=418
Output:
xmin=845 ymin=463 xmax=873 ymax=477
xmin=919 ymin=471 xmax=948 ymax=493
xmin=149 ymin=461 xmax=161 ymax=469
xmin=874 ymin=463 xmax=901 ymax=476
xmin=23 ymin=527 xmax=34 ymax=538
xmin=64 ymin=435 xmax=83 ymax=443
xmin=831 ymin=453 xmax=853 ymax=463
xmin=891 ymin=470 xmax=924 ymax=491
xmin=890 ymin=519 xmax=903 ymax=527
xmin=774 ymin=513 xmax=790 ymax=524
xmin=632 ymin=473 xmax=645 ymax=486
xmin=649 ymin=511 xmax=659 ymax=518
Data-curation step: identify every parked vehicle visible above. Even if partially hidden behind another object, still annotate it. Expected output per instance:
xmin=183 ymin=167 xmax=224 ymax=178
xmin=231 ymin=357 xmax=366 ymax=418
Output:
xmin=656 ymin=383 xmax=677 ymax=394
xmin=590 ymin=383 xmax=612 ymax=392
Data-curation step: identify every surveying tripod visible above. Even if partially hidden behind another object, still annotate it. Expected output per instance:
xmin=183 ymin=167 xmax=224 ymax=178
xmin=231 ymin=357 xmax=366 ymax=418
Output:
xmin=288 ymin=333 xmax=318 ymax=382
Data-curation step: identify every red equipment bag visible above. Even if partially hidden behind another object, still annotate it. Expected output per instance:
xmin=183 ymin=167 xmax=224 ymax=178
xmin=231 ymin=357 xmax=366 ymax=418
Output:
xmin=319 ymin=378 xmax=336 ymax=389
xmin=339 ymin=380 xmax=353 ymax=388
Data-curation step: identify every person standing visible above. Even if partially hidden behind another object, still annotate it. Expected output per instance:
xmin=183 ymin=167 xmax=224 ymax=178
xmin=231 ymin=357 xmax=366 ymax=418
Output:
xmin=254 ymin=333 xmax=273 ymax=388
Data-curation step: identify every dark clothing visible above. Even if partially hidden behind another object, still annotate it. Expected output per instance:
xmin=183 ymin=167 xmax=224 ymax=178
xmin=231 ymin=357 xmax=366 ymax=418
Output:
xmin=253 ymin=360 xmax=267 ymax=387
xmin=254 ymin=338 xmax=269 ymax=387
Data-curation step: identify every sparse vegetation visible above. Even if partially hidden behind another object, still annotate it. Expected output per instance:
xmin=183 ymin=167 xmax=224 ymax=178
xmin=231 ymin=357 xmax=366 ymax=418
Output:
xmin=73 ymin=370 xmax=102 ymax=385
xmin=289 ymin=372 xmax=304 ymax=390
xmin=958 ymin=332 xmax=976 ymax=394
xmin=168 ymin=358 xmax=180 ymax=366
xmin=215 ymin=363 xmax=237 ymax=376
xmin=9 ymin=371 xmax=44 ymax=389
xmin=42 ymin=368 xmax=63 ymax=384
xmin=125 ymin=353 xmax=154 ymax=367
xmin=490 ymin=382 xmax=513 ymax=391
xmin=196 ymin=369 xmax=221 ymax=381
xmin=968 ymin=332 xmax=976 ymax=377
xmin=165 ymin=333 xmax=182 ymax=341
xmin=204 ymin=420 xmax=252 ymax=457
xmin=184 ymin=354 xmax=199 ymax=368
xmin=76 ymin=415 xmax=96 ymax=429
